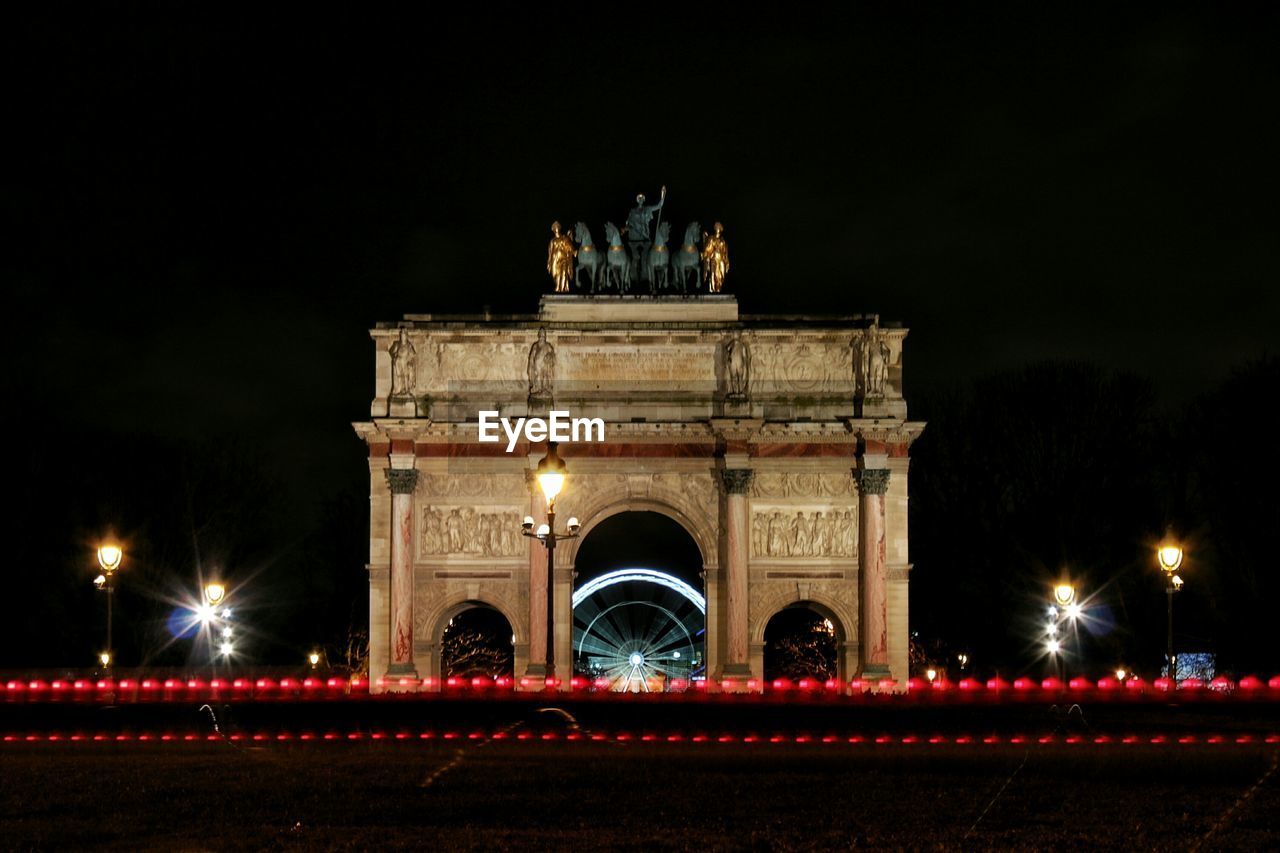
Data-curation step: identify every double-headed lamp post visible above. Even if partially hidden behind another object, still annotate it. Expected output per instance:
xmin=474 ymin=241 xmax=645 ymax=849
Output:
xmin=95 ymin=543 xmax=123 ymax=673
xmin=521 ymin=443 xmax=579 ymax=686
xmin=1156 ymin=532 xmax=1185 ymax=686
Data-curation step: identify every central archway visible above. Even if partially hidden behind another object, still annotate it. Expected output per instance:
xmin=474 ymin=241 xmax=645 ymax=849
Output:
xmin=570 ymin=511 xmax=706 ymax=690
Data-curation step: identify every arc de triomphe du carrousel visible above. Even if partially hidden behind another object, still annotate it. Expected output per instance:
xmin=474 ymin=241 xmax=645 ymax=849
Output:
xmin=353 ymin=204 xmax=924 ymax=693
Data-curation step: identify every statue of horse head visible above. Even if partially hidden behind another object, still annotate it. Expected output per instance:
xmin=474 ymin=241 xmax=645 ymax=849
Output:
xmin=653 ymin=220 xmax=670 ymax=246
xmin=574 ymin=222 xmax=594 ymax=246
xmin=683 ymin=221 xmax=701 ymax=247
xmin=604 ymin=222 xmax=622 ymax=245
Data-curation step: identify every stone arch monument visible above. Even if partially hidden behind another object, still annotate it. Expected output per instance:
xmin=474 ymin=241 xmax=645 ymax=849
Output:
xmin=354 ymin=295 xmax=924 ymax=692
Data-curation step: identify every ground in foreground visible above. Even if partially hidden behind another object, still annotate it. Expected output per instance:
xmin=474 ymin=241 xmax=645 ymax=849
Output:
xmin=2 ymin=741 xmax=1277 ymax=850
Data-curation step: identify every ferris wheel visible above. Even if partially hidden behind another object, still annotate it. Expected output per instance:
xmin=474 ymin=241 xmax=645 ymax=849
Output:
xmin=572 ymin=568 xmax=705 ymax=691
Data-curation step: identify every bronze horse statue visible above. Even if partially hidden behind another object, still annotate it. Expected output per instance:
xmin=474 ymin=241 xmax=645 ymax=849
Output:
xmin=602 ymin=222 xmax=631 ymax=293
xmin=646 ymin=221 xmax=671 ymax=294
xmin=670 ymin=221 xmax=701 ymax=294
xmin=574 ymin=222 xmax=603 ymax=292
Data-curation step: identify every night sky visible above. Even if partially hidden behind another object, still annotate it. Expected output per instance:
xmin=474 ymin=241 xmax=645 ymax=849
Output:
xmin=6 ymin=8 xmax=1278 ymax=667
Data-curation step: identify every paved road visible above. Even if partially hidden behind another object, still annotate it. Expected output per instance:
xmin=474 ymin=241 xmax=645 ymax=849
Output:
xmin=2 ymin=740 xmax=1278 ymax=849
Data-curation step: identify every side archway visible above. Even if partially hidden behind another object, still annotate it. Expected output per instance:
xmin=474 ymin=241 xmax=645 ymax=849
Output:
xmin=418 ymin=592 xmax=528 ymax=688
xmin=761 ymin=603 xmax=844 ymax=683
xmin=750 ymin=590 xmax=858 ymax=688
xmin=441 ymin=605 xmax=515 ymax=680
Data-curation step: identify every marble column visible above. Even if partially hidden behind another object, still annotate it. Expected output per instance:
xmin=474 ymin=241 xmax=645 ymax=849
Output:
xmin=855 ymin=467 xmax=891 ymax=676
xmin=523 ymin=469 xmax=549 ymax=683
xmin=720 ymin=468 xmax=754 ymax=677
xmin=385 ymin=467 xmax=419 ymax=679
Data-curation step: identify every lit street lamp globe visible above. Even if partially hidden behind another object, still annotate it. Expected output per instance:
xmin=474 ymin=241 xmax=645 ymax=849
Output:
xmin=1053 ymin=583 xmax=1075 ymax=607
xmin=535 ymin=442 xmax=567 ymax=506
xmin=204 ymin=583 xmax=226 ymax=605
xmin=1157 ymin=541 xmax=1184 ymax=574
xmin=97 ymin=544 xmax=123 ymax=575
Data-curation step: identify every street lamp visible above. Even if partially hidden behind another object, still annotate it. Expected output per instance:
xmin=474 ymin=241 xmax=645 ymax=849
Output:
xmin=96 ymin=542 xmax=123 ymax=674
xmin=1157 ymin=530 xmax=1184 ymax=687
xmin=522 ymin=442 xmax=580 ymax=687
xmin=1046 ymin=581 xmax=1080 ymax=682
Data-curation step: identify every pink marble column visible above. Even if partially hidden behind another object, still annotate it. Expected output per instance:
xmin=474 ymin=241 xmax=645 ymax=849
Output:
xmin=524 ymin=478 xmax=549 ymax=681
xmin=385 ymin=467 xmax=419 ymax=678
xmin=856 ymin=467 xmax=890 ymax=675
xmin=721 ymin=468 xmax=754 ymax=677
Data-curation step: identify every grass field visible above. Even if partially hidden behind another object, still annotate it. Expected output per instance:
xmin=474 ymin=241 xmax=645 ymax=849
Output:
xmin=3 ymin=740 xmax=1278 ymax=850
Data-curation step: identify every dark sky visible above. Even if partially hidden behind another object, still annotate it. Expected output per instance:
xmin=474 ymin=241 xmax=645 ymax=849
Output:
xmin=7 ymin=6 xmax=1278 ymax=519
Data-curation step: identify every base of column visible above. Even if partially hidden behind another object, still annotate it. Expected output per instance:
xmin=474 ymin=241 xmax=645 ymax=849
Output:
xmin=857 ymin=664 xmax=896 ymax=692
xmin=520 ymin=664 xmax=556 ymax=691
xmin=716 ymin=664 xmax=758 ymax=693
xmin=382 ymin=663 xmax=420 ymax=691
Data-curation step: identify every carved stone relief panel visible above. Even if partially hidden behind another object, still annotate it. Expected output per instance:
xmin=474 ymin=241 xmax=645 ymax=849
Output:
xmin=750 ymin=470 xmax=856 ymax=498
xmin=751 ymin=507 xmax=857 ymax=559
xmin=417 ymin=472 xmax=529 ymax=500
xmin=425 ymin=341 xmax=526 ymax=394
xmin=748 ymin=341 xmax=855 ymax=397
xmin=419 ymin=505 xmax=527 ymax=558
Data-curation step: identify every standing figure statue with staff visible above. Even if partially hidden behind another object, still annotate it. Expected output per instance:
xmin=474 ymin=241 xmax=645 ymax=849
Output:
xmin=624 ymin=185 xmax=666 ymax=287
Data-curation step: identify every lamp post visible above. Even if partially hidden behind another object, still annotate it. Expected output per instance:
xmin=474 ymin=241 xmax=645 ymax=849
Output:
xmin=521 ymin=443 xmax=580 ymax=687
xmin=1156 ymin=531 xmax=1184 ymax=687
xmin=200 ymin=582 xmax=232 ymax=665
xmin=1047 ymin=582 xmax=1077 ymax=682
xmin=96 ymin=543 xmax=123 ymax=675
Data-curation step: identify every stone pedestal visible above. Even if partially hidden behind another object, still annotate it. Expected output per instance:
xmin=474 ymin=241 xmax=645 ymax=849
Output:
xmin=388 ymin=396 xmax=418 ymax=418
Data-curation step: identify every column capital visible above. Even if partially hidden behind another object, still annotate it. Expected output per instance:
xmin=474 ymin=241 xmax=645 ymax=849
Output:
xmin=719 ymin=468 xmax=755 ymax=495
xmin=853 ymin=467 xmax=891 ymax=496
xmin=385 ymin=468 xmax=420 ymax=495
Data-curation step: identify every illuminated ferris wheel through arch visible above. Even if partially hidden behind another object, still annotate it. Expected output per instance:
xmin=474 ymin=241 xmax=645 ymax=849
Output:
xmin=572 ymin=568 xmax=706 ymax=691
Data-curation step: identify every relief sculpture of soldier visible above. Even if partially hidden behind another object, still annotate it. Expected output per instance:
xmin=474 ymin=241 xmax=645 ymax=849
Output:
xmin=854 ymin=317 xmax=892 ymax=399
xmin=528 ymin=328 xmax=555 ymax=400
xmin=724 ymin=331 xmax=750 ymax=400
xmin=388 ymin=328 xmax=415 ymax=398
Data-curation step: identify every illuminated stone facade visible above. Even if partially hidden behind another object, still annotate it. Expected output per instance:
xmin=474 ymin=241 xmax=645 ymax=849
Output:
xmin=354 ymin=295 xmax=923 ymax=692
